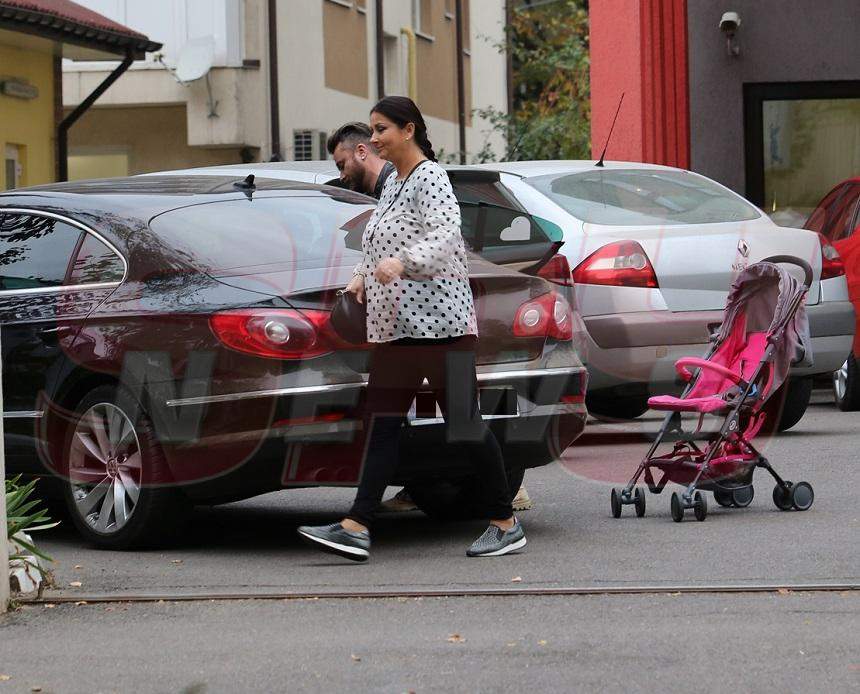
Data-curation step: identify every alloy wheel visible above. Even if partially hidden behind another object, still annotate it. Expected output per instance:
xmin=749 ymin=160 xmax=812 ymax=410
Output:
xmin=833 ymin=359 xmax=849 ymax=402
xmin=69 ymin=402 xmax=142 ymax=534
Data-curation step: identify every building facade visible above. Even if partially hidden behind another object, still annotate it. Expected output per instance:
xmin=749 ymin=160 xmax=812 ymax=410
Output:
xmin=590 ymin=0 xmax=860 ymax=223
xmin=62 ymin=0 xmax=509 ymax=178
xmin=1 ymin=0 xmax=157 ymax=189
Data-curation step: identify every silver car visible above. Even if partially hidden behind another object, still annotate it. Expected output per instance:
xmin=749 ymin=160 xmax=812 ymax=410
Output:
xmin=156 ymin=160 xmax=855 ymax=430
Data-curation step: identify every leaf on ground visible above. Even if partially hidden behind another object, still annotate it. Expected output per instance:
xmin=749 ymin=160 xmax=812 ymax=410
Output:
xmin=511 ymin=576 xmax=522 ymax=583
xmin=73 ymin=565 xmax=82 ymax=570
xmin=0 ymin=674 xmax=10 ymax=681
xmin=74 ymin=601 xmax=88 ymax=606
xmin=538 ymin=640 xmax=548 ymax=646
xmin=31 ymin=687 xmax=42 ymax=693
xmin=68 ymin=581 xmax=82 ymax=588
xmin=171 ymin=560 xmax=183 ymax=565
xmin=43 ymin=604 xmax=56 ymax=609
xmin=447 ymin=633 xmax=466 ymax=643
xmin=777 ymin=588 xmax=791 ymax=595
xmin=350 ymin=654 xmax=361 ymax=662
xmin=668 ymin=592 xmax=682 ymax=597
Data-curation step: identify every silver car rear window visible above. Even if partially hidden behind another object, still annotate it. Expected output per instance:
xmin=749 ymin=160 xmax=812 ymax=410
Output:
xmin=526 ymin=169 xmax=761 ymax=226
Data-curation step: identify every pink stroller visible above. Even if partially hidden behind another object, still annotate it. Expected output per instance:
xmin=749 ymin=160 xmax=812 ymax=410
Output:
xmin=611 ymin=257 xmax=815 ymax=522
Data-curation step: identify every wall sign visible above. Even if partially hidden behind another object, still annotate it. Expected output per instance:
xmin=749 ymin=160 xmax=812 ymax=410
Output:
xmin=1 ymin=80 xmax=39 ymax=100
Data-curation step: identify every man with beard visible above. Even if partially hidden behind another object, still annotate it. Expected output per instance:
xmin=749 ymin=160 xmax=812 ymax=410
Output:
xmin=327 ymin=122 xmax=395 ymax=199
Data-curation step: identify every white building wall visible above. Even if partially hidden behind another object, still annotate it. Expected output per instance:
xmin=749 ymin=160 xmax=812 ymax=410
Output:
xmin=467 ymin=0 xmax=508 ymax=161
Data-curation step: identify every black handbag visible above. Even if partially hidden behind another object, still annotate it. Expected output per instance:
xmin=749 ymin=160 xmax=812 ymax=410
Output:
xmin=330 ymin=288 xmax=367 ymax=344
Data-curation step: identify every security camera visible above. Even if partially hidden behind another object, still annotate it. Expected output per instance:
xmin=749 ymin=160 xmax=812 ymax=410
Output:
xmin=719 ymin=11 xmax=741 ymax=34
xmin=719 ymin=12 xmax=741 ymax=56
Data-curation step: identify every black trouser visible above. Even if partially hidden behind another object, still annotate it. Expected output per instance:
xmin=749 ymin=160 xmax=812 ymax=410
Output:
xmin=346 ymin=335 xmax=513 ymax=527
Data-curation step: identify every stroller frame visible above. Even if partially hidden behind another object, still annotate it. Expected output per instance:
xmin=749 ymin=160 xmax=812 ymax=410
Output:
xmin=610 ymin=256 xmax=817 ymax=522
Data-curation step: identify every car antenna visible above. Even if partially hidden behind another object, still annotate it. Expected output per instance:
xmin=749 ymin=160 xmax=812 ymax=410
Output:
xmin=233 ymin=174 xmax=256 ymax=200
xmin=595 ymin=92 xmax=624 ymax=168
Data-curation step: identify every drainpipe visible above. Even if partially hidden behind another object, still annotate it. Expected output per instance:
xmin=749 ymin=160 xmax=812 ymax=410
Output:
xmin=454 ymin=0 xmax=466 ymax=164
xmin=400 ymin=26 xmax=417 ymax=102
xmin=267 ymin=0 xmax=282 ymax=161
xmin=57 ymin=51 xmax=134 ymax=182
xmin=375 ymin=0 xmax=385 ymax=99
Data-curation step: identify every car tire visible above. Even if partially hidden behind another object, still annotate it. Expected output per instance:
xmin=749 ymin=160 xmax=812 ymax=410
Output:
xmin=770 ymin=376 xmax=813 ymax=432
xmin=406 ymin=463 xmax=526 ymax=522
xmin=833 ymin=354 xmax=860 ymax=412
xmin=586 ymin=393 xmax=649 ymax=421
xmin=62 ymin=384 xmax=187 ymax=550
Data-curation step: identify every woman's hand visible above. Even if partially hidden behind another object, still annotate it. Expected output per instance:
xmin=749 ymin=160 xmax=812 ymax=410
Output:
xmin=374 ymin=257 xmax=404 ymax=285
xmin=346 ymin=273 xmax=365 ymax=304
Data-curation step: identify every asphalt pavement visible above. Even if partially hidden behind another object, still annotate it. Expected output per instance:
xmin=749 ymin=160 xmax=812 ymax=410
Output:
xmin=1 ymin=388 xmax=858 ymax=692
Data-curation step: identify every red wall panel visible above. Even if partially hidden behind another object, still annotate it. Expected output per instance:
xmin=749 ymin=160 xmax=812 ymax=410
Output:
xmin=590 ymin=0 xmax=690 ymax=168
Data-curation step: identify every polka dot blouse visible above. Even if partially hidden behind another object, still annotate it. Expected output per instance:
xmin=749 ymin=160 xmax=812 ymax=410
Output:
xmin=355 ymin=160 xmax=478 ymax=343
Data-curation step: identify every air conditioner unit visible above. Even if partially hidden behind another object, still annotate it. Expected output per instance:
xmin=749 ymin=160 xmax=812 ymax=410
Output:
xmin=293 ymin=129 xmax=328 ymax=161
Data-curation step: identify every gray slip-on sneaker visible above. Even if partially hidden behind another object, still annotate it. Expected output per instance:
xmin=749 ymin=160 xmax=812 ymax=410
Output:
xmin=466 ymin=519 xmax=527 ymax=557
xmin=297 ymin=523 xmax=370 ymax=562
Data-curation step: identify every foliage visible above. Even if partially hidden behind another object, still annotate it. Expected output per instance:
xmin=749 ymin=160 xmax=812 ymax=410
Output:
xmin=475 ymin=0 xmax=590 ymax=162
xmin=6 ymin=475 xmax=58 ymax=571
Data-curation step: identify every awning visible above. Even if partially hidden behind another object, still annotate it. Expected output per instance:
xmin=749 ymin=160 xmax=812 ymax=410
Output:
xmin=0 ymin=0 xmax=161 ymax=59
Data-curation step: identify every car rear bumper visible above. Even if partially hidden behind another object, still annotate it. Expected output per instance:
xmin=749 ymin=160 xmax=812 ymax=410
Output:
xmin=160 ymin=365 xmax=588 ymax=502
xmin=583 ymin=301 xmax=856 ymax=392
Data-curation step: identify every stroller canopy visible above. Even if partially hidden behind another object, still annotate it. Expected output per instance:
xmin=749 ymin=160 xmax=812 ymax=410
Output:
xmin=717 ymin=261 xmax=812 ymax=393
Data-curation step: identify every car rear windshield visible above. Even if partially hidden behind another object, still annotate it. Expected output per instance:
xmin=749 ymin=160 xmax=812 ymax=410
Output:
xmin=526 ymin=169 xmax=761 ymax=226
xmin=149 ymin=196 xmax=372 ymax=274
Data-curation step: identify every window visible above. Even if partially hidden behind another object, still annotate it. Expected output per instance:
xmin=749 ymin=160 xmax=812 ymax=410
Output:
xmin=0 ymin=215 xmax=82 ymax=291
xmin=744 ymin=82 xmax=860 ymax=221
xmin=412 ymin=0 xmax=432 ymax=35
xmin=293 ymin=130 xmax=327 ymax=161
xmin=4 ymin=144 xmax=22 ymax=190
xmin=68 ymin=233 xmax=125 ymax=285
xmin=149 ymin=196 xmax=373 ymax=274
xmin=527 ymin=169 xmax=761 ymax=226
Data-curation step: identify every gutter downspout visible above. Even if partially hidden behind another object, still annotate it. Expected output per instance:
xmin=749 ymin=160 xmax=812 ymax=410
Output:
xmin=57 ymin=51 xmax=134 ymax=182
xmin=454 ymin=0 xmax=466 ymax=164
xmin=375 ymin=0 xmax=385 ymax=99
xmin=267 ymin=0 xmax=282 ymax=161
xmin=400 ymin=26 xmax=417 ymax=102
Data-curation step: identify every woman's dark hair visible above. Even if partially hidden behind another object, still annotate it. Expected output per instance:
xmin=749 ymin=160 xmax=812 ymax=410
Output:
xmin=370 ymin=96 xmax=437 ymax=162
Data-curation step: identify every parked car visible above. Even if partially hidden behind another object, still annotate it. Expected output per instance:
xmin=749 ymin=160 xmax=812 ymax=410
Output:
xmin=0 ymin=175 xmax=587 ymax=549
xmin=169 ymin=161 xmax=855 ymax=431
xmin=803 ymin=177 xmax=860 ymax=410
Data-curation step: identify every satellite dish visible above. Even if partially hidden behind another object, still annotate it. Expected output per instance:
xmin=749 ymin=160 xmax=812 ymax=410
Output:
xmin=174 ymin=36 xmax=215 ymax=84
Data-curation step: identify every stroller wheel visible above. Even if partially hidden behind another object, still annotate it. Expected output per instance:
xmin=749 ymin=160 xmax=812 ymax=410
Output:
xmin=634 ymin=487 xmax=646 ymax=517
xmin=732 ymin=486 xmax=755 ymax=508
xmin=714 ymin=489 xmax=734 ymax=507
xmin=610 ymin=488 xmax=622 ymax=518
xmin=693 ymin=491 xmax=708 ymax=521
xmin=670 ymin=492 xmax=684 ymax=522
xmin=772 ymin=481 xmax=794 ymax=511
xmin=790 ymin=481 xmax=814 ymax=511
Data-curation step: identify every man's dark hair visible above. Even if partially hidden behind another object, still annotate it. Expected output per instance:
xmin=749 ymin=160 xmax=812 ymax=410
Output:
xmin=327 ymin=122 xmax=373 ymax=155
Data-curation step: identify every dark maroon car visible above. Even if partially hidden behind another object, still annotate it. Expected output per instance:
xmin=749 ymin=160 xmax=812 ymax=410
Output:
xmin=0 ymin=176 xmax=587 ymax=549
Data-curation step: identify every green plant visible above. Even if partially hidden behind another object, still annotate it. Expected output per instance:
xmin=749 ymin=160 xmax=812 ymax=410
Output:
xmin=476 ymin=0 xmax=591 ymax=162
xmin=5 ymin=475 xmax=58 ymax=570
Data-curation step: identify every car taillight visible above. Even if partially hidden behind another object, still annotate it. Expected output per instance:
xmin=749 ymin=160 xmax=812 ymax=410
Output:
xmin=210 ymin=309 xmax=335 ymax=359
xmin=513 ymin=291 xmax=573 ymax=340
xmin=818 ymin=233 xmax=845 ymax=280
xmin=537 ymin=254 xmax=574 ymax=286
xmin=572 ymin=240 xmax=659 ymax=288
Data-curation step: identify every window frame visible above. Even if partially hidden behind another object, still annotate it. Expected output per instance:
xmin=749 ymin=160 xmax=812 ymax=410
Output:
xmin=743 ymin=80 xmax=860 ymax=208
xmin=0 ymin=208 xmax=127 ymax=295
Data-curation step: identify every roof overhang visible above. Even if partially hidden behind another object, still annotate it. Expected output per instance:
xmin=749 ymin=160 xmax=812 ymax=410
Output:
xmin=0 ymin=2 xmax=161 ymax=60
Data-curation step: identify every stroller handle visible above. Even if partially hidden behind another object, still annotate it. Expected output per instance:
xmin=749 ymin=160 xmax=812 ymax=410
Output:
xmin=760 ymin=255 xmax=813 ymax=288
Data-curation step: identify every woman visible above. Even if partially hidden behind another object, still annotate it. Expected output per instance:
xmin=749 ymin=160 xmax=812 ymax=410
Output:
xmin=298 ymin=96 xmax=524 ymax=561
